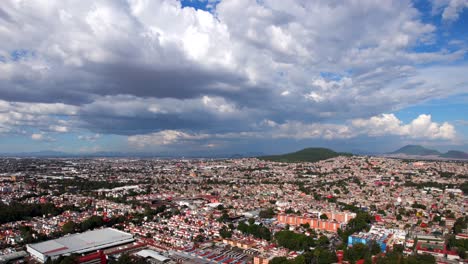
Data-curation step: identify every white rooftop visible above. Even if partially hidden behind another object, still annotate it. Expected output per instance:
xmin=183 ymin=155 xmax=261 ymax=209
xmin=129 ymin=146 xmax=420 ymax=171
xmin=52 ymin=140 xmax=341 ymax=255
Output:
xmin=136 ymin=249 xmax=170 ymax=262
xmin=27 ymin=228 xmax=134 ymax=259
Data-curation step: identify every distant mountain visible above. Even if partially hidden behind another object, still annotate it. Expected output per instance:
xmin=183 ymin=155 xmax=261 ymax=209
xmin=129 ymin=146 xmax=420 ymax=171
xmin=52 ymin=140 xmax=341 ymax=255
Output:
xmin=387 ymin=145 xmax=468 ymax=160
xmin=259 ymin=147 xmax=350 ymax=163
xmin=391 ymin=145 xmax=441 ymax=156
xmin=440 ymin=150 xmax=468 ymax=159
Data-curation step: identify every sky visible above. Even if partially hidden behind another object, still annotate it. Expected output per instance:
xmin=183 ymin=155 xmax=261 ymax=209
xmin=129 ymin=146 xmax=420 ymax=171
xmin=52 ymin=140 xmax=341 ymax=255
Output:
xmin=0 ymin=0 xmax=467 ymax=155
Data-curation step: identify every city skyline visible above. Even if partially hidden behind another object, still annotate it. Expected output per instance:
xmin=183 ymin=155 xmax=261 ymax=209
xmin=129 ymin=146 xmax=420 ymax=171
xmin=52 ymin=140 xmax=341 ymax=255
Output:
xmin=1 ymin=0 xmax=468 ymax=154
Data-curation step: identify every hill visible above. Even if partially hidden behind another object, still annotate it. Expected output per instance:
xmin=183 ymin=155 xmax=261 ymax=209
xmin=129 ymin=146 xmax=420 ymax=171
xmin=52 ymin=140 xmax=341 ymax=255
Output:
xmin=440 ymin=150 xmax=468 ymax=159
xmin=259 ymin=147 xmax=349 ymax=163
xmin=391 ymin=145 xmax=441 ymax=156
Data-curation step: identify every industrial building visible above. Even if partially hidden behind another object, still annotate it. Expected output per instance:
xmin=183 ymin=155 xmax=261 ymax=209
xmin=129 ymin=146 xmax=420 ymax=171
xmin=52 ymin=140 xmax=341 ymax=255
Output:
xmin=26 ymin=228 xmax=135 ymax=263
xmin=135 ymin=249 xmax=170 ymax=263
xmin=348 ymin=226 xmax=406 ymax=252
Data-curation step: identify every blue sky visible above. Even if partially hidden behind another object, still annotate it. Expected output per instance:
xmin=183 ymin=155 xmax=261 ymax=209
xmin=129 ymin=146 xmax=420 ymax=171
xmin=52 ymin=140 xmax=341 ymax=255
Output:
xmin=0 ymin=0 xmax=467 ymax=155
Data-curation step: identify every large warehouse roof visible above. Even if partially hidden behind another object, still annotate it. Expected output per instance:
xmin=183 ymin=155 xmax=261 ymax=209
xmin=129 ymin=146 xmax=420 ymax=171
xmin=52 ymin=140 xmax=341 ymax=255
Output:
xmin=27 ymin=228 xmax=134 ymax=262
xmin=136 ymin=249 xmax=170 ymax=262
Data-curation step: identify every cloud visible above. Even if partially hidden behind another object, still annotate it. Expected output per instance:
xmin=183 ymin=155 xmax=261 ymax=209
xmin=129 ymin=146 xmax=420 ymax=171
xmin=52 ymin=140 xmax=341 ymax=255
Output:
xmin=0 ymin=99 xmax=74 ymax=134
xmin=432 ymin=0 xmax=468 ymax=21
xmin=262 ymin=120 xmax=354 ymax=140
xmin=78 ymin=134 xmax=101 ymax=141
xmin=128 ymin=113 xmax=457 ymax=149
xmin=352 ymin=114 xmax=456 ymax=140
xmin=76 ymin=94 xmax=256 ymax=135
xmin=128 ymin=130 xmax=211 ymax=148
xmin=455 ymin=120 xmax=468 ymax=126
xmin=49 ymin=125 xmax=68 ymax=133
xmin=31 ymin=133 xmax=43 ymax=141
xmin=0 ymin=0 xmax=466 ymax=150
xmin=31 ymin=132 xmax=55 ymax=142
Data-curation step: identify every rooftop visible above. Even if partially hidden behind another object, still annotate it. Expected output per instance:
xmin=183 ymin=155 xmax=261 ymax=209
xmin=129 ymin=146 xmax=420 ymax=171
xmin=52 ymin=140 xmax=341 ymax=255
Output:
xmin=27 ymin=228 xmax=134 ymax=258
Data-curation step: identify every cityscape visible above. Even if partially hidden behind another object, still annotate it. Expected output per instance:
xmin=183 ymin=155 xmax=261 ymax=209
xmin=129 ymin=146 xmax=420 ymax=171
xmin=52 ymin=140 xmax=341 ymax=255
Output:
xmin=0 ymin=149 xmax=467 ymax=263
xmin=1 ymin=0 xmax=468 ymax=263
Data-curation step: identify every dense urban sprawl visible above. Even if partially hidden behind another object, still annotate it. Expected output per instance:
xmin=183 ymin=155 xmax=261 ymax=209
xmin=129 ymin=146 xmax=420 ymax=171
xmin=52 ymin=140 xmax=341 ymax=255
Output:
xmin=0 ymin=156 xmax=467 ymax=264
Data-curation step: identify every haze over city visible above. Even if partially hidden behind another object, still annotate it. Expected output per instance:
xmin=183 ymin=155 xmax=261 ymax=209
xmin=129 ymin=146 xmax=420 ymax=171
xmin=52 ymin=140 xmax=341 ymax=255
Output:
xmin=0 ymin=0 xmax=467 ymax=155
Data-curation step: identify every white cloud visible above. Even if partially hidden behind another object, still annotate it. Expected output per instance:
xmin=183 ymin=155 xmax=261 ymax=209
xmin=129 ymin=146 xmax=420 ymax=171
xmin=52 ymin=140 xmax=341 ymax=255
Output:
xmin=266 ymin=121 xmax=354 ymax=140
xmin=432 ymin=0 xmax=468 ymax=21
xmin=0 ymin=100 xmax=75 ymax=134
xmin=31 ymin=133 xmax=43 ymax=141
xmin=31 ymin=132 xmax=55 ymax=142
xmin=352 ymin=114 xmax=456 ymax=140
xmin=78 ymin=134 xmax=101 ymax=141
xmin=128 ymin=114 xmax=457 ymax=149
xmin=128 ymin=130 xmax=211 ymax=148
xmin=49 ymin=125 xmax=68 ymax=133
xmin=202 ymin=95 xmax=237 ymax=114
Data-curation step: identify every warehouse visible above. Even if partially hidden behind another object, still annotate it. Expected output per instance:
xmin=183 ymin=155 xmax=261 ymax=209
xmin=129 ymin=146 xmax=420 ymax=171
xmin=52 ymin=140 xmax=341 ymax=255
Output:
xmin=26 ymin=228 xmax=134 ymax=263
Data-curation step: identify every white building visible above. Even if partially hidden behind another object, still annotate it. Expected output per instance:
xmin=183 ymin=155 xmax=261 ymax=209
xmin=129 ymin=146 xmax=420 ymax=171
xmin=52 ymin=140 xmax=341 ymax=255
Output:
xmin=27 ymin=228 xmax=134 ymax=263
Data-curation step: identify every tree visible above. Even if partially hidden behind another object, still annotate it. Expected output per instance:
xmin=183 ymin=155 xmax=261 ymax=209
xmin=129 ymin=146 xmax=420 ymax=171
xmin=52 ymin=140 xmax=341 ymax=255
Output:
xmin=320 ymin=214 xmax=329 ymax=220
xmin=79 ymin=215 xmax=105 ymax=231
xmin=453 ymin=216 xmax=467 ymax=234
xmin=372 ymin=248 xmax=435 ymax=264
xmin=291 ymin=255 xmax=306 ymax=264
xmin=317 ymin=249 xmax=338 ymax=264
xmin=62 ymin=221 xmax=76 ymax=234
xmin=370 ymin=241 xmax=382 ymax=255
xmin=317 ymin=236 xmax=329 ymax=247
xmin=269 ymin=257 xmax=289 ymax=264
xmin=406 ymin=254 xmax=435 ymax=264
xmin=217 ymin=212 xmax=230 ymax=223
xmin=244 ymin=223 xmax=271 ymax=241
xmin=274 ymin=230 xmax=315 ymax=251
xmin=393 ymin=244 xmax=404 ymax=254
xmin=259 ymin=208 xmax=276 ymax=219
xmin=238 ymin=221 xmax=249 ymax=233
xmin=339 ymin=212 xmax=372 ymax=242
xmin=458 ymin=249 xmax=466 ymax=259
xmin=0 ymin=202 xmax=66 ymax=225
xmin=345 ymin=243 xmax=368 ymax=262
xmin=269 ymin=255 xmax=307 ymax=264
xmin=194 ymin=234 xmax=205 ymax=243
xmin=219 ymin=227 xmax=232 ymax=239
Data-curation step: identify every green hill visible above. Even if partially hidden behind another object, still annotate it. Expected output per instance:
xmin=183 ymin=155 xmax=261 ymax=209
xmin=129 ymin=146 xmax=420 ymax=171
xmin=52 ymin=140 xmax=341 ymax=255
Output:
xmin=391 ymin=145 xmax=441 ymax=156
xmin=259 ymin=147 xmax=349 ymax=163
xmin=440 ymin=150 xmax=468 ymax=159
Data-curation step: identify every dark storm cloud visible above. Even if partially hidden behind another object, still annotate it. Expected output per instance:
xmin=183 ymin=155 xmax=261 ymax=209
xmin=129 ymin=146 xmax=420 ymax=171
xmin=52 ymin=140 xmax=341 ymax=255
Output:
xmin=0 ymin=7 xmax=14 ymax=23
xmin=89 ymin=62 xmax=248 ymax=100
